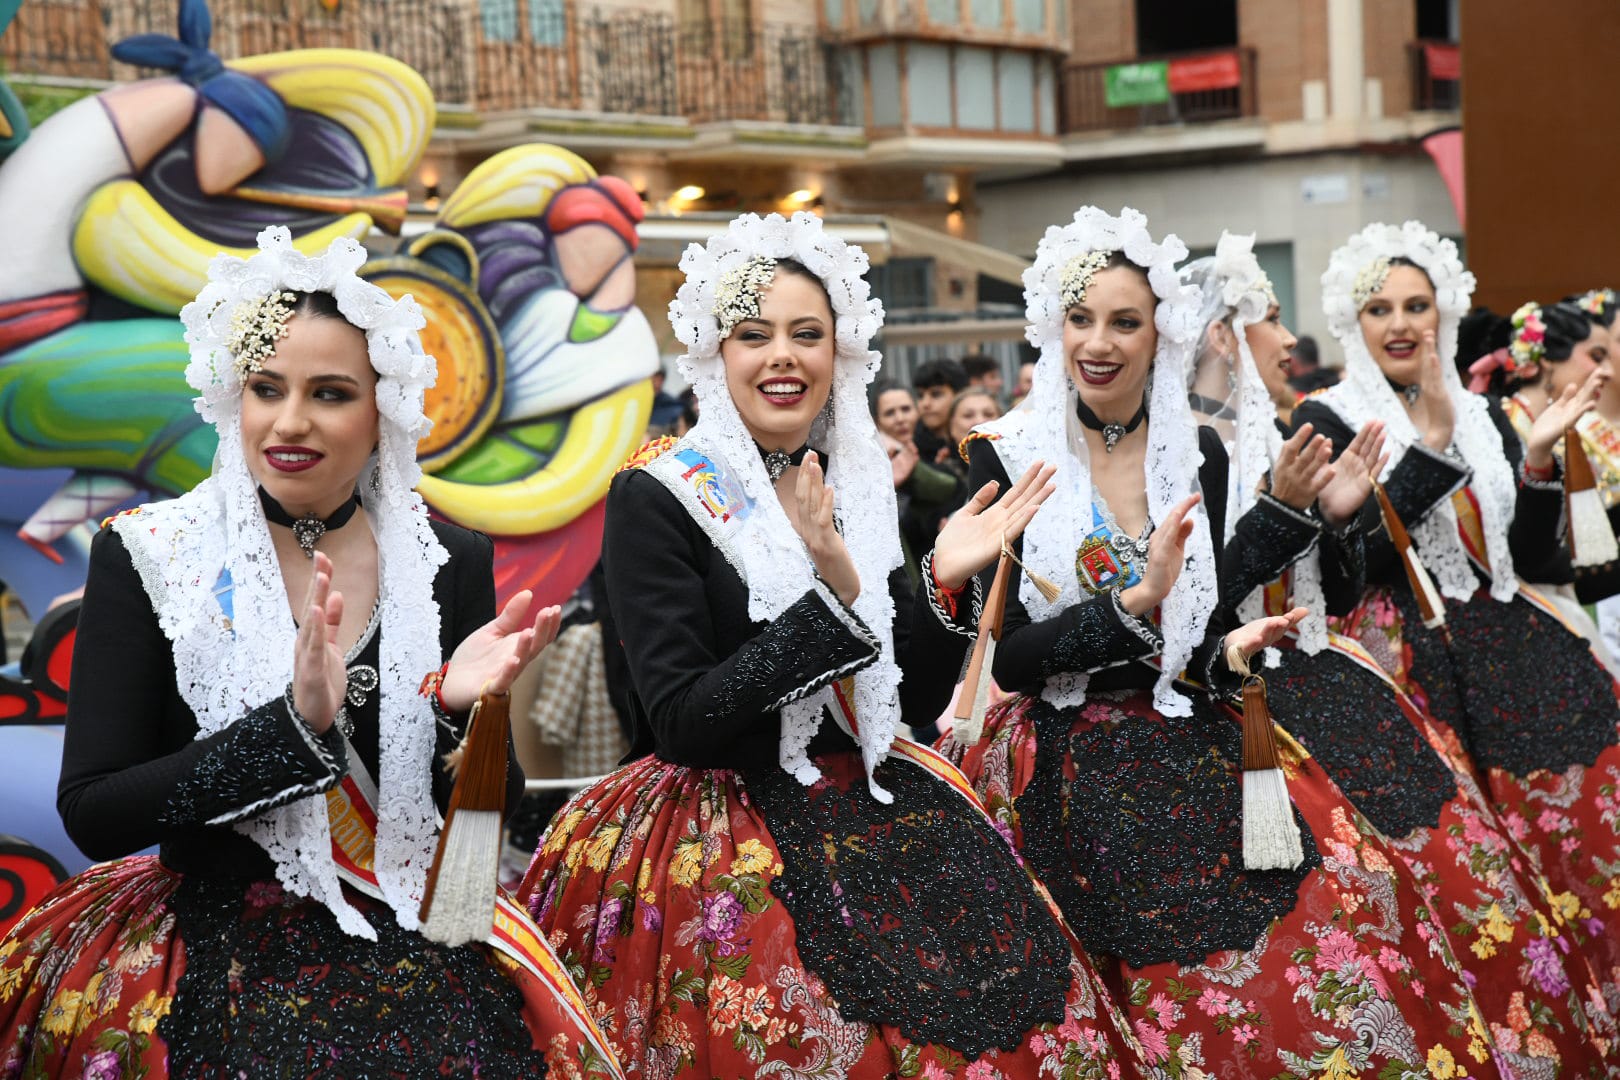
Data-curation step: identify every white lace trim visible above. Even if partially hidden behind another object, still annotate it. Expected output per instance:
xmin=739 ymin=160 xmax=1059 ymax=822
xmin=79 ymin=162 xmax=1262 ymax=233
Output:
xmin=111 ymin=227 xmax=449 ymax=939
xmin=1184 ymin=233 xmax=1331 ymax=652
xmin=667 ymin=212 xmax=903 ymax=801
xmin=1317 ymin=221 xmax=1516 ymax=604
xmin=978 ymin=206 xmax=1214 ymax=715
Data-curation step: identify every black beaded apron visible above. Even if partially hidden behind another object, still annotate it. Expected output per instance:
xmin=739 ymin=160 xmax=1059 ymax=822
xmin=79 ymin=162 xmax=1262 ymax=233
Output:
xmin=1016 ymin=690 xmax=1320 ymax=970
xmin=1262 ymin=646 xmax=1457 ymax=838
xmin=745 ymin=752 xmax=1073 ymax=1059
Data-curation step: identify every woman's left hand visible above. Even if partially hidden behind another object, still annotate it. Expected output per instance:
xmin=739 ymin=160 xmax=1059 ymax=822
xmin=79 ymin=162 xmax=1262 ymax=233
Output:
xmin=1526 ymin=367 xmax=1608 ymax=467
xmin=1223 ymin=606 xmax=1308 ymax=671
xmin=1316 ymin=420 xmax=1390 ymax=527
xmin=931 ymin=461 xmax=1057 ymax=589
xmin=440 ymin=591 xmax=564 ymax=712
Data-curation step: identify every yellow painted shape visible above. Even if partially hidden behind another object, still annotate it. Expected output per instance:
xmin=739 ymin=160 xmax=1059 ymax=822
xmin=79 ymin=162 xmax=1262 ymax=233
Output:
xmin=229 ymin=49 xmax=434 ymax=186
xmin=418 ymin=380 xmax=652 ymax=535
xmin=438 ymin=144 xmax=596 ymax=230
xmin=72 ymin=180 xmax=369 ymax=313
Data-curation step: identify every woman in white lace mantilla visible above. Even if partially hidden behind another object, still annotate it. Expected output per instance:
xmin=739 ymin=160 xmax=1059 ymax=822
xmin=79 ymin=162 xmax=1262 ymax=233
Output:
xmin=1296 ymin=220 xmax=1620 ymax=1037
xmin=0 ymin=229 xmax=621 ymax=1080
xmin=944 ymin=206 xmax=1510 ymax=1080
xmin=516 ymin=211 xmax=1155 ymax=1079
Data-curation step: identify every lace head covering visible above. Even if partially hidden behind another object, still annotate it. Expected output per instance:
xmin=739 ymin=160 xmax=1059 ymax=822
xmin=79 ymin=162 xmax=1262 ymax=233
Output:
xmin=111 ymin=227 xmax=445 ymax=939
xmin=1182 ymin=233 xmax=1330 ymax=652
xmin=975 ymin=207 xmax=1211 ymax=714
xmin=1316 ymin=221 xmax=1515 ymax=602
xmin=667 ymin=212 xmax=901 ymax=799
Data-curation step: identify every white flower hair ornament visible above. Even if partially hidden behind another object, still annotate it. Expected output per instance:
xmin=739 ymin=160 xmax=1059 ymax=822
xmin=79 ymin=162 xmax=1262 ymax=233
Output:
xmin=109 ymin=226 xmax=452 ymax=940
xmin=983 ymin=206 xmax=1213 ymax=716
xmin=664 ymin=212 xmax=905 ymax=800
xmin=1316 ymin=221 xmax=1515 ymax=605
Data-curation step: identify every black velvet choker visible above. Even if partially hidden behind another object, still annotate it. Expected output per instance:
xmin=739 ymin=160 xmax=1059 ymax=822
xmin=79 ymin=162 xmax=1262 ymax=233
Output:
xmin=259 ymin=487 xmax=361 ymax=558
xmin=1386 ymin=376 xmax=1421 ymax=406
xmin=759 ymin=442 xmax=814 ymax=482
xmin=1075 ymin=396 xmax=1147 ymax=452
xmin=1187 ymin=391 xmax=1236 ymax=421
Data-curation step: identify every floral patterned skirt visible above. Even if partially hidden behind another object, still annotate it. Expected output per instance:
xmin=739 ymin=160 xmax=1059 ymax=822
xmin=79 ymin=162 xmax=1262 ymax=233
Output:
xmin=1263 ymin=640 xmax=1619 ymax=1072
xmin=942 ymin=689 xmax=1515 ymax=1080
xmin=1335 ymin=585 xmax=1620 ymax=1013
xmin=516 ymin=749 xmax=1148 ymax=1080
xmin=0 ymin=855 xmax=617 ymax=1079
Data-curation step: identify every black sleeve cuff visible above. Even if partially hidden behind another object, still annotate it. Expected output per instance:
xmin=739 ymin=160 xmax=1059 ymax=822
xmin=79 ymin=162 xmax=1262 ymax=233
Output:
xmin=1043 ymin=591 xmax=1163 ymax=678
xmin=722 ymin=585 xmax=882 ymax=717
xmin=919 ymin=548 xmax=984 ymax=638
xmin=1223 ymin=494 xmax=1324 ymax=608
xmin=1385 ymin=442 xmax=1470 ymax=526
xmin=161 ymin=695 xmax=348 ymax=828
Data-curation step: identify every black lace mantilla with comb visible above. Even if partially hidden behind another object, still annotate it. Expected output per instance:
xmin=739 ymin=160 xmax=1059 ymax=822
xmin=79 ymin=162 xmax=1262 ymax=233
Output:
xmin=746 ymin=755 xmax=1073 ymax=1058
xmin=1016 ymin=691 xmax=1320 ymax=970
xmin=159 ymin=875 xmax=550 ymax=1079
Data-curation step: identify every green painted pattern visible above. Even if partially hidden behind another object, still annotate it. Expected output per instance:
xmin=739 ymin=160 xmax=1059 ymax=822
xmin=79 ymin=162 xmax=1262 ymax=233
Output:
xmin=0 ymin=321 xmax=214 ymax=494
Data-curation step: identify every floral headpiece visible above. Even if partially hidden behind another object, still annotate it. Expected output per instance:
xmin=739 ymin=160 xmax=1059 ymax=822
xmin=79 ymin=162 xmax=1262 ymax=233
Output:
xmin=1508 ymin=301 xmax=1548 ymax=371
xmin=1058 ymin=250 xmax=1112 ymax=311
xmin=1575 ymin=288 xmax=1617 ymax=318
xmin=225 ymin=290 xmax=298 ymax=379
xmin=1350 ymin=256 xmax=1393 ymax=310
xmin=713 ymin=256 xmax=779 ymax=337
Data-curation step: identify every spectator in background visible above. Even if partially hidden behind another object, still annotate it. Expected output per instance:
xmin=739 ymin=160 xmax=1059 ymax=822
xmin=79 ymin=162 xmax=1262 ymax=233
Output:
xmin=1012 ymin=358 xmax=1036 ymax=405
xmin=1285 ymin=334 xmax=1339 ymax=394
xmin=648 ymin=368 xmax=684 ymax=429
xmin=911 ymin=356 xmax=967 ymax=463
xmin=961 ymin=353 xmax=1004 ymax=401
xmin=869 ymin=379 xmax=962 ymax=585
xmin=675 ymin=388 xmax=699 ymax=436
xmin=946 ymin=388 xmax=1002 ymax=464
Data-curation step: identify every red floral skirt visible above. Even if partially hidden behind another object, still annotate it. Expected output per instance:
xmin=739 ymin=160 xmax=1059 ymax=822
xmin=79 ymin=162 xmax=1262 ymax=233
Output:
xmin=943 ymin=689 xmax=1528 ymax=1080
xmin=0 ymin=855 xmax=618 ymax=1079
xmin=1260 ymin=637 xmax=1619 ymax=1069
xmin=1335 ymin=585 xmax=1620 ymax=1015
xmin=516 ymin=750 xmax=1148 ymax=1080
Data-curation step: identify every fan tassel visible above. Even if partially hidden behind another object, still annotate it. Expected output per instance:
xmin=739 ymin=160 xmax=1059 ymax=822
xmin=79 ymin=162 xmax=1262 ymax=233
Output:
xmin=420 ymin=687 xmax=510 ymax=947
xmin=1229 ymin=645 xmax=1305 ymax=871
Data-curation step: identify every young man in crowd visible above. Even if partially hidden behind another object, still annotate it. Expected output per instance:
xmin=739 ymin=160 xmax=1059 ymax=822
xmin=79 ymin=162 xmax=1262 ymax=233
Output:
xmin=911 ymin=357 xmax=968 ymax=463
xmin=961 ymin=353 xmax=1004 ymax=401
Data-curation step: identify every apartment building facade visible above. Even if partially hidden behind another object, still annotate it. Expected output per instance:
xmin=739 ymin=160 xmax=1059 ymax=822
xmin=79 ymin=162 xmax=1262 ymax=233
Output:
xmin=3 ymin=0 xmax=1460 ymax=362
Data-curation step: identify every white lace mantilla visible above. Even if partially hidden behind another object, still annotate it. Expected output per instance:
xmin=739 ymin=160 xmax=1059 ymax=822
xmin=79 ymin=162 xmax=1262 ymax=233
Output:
xmin=977 ymin=206 xmax=1214 ymax=714
xmin=112 ymin=227 xmax=449 ymax=939
xmin=1317 ymin=221 xmax=1515 ymax=604
xmin=1185 ymin=233 xmax=1330 ymax=652
xmin=667 ymin=212 xmax=902 ymax=800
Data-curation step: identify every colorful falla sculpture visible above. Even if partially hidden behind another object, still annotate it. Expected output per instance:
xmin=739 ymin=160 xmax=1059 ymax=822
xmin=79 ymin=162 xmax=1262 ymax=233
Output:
xmin=0 ymin=0 xmax=657 ymax=616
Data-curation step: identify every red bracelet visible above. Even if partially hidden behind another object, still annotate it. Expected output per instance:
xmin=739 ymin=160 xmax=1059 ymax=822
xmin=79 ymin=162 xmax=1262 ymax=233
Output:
xmin=418 ymin=662 xmax=451 ymax=712
xmin=1524 ymin=460 xmax=1555 ymax=481
xmin=930 ymin=555 xmax=965 ymax=619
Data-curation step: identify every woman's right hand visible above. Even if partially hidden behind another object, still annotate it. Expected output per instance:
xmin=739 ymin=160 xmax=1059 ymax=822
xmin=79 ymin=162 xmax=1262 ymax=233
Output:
xmin=292 ymin=550 xmax=346 ymax=735
xmin=1119 ymin=493 xmax=1201 ymax=616
xmin=795 ymin=451 xmax=861 ymax=607
xmin=1418 ymin=331 xmax=1456 ymax=451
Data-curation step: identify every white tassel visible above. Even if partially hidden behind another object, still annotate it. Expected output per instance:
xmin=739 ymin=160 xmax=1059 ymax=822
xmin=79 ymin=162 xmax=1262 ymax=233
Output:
xmin=419 ymin=810 xmax=501 ymax=947
xmin=1404 ymin=547 xmax=1447 ymax=629
xmin=1568 ymin=486 xmax=1620 ymax=567
xmin=1242 ymin=768 xmax=1305 ymax=871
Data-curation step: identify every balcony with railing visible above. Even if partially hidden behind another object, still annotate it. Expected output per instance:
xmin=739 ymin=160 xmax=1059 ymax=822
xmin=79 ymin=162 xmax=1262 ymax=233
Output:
xmin=821 ymin=0 xmax=1066 ymax=51
xmin=1408 ymin=40 xmax=1460 ymax=112
xmin=1058 ymin=47 xmax=1257 ymax=136
xmin=0 ymin=0 xmax=857 ymax=128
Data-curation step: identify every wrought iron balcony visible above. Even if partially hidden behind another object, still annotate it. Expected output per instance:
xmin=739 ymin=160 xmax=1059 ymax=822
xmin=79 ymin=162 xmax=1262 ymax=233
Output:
xmin=0 ymin=0 xmax=857 ymax=127
xmin=1058 ymin=47 xmax=1257 ymax=135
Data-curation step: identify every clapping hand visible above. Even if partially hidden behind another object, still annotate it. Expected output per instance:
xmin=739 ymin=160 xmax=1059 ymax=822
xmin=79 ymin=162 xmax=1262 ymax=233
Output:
xmin=1266 ymin=424 xmax=1335 ymax=511
xmin=794 ymin=451 xmax=862 ymax=607
xmin=1224 ymin=606 xmax=1309 ymax=670
xmin=932 ymin=461 xmax=1058 ymax=589
xmin=440 ymin=591 xmax=563 ymax=712
xmin=1119 ymin=493 xmax=1202 ymax=617
xmin=1316 ymin=420 xmax=1390 ymax=527
xmin=291 ymin=551 xmax=346 ymax=734
xmin=1526 ymin=366 xmax=1608 ymax=469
